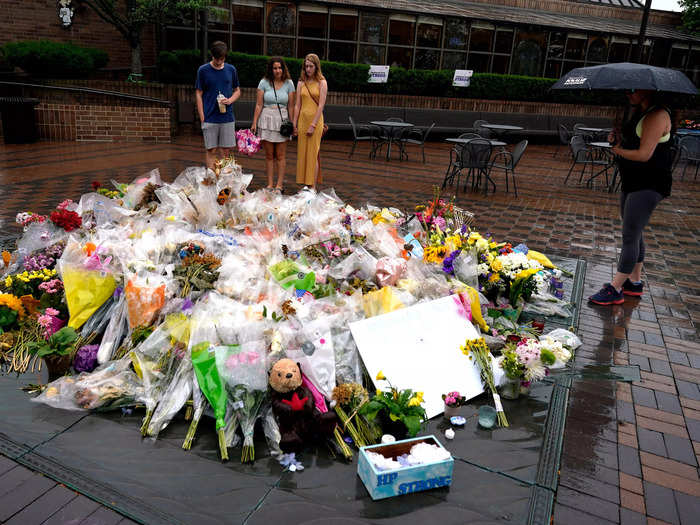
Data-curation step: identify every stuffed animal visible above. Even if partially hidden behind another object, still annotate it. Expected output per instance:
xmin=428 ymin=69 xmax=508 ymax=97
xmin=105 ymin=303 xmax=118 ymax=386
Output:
xmin=268 ymin=358 xmax=336 ymax=453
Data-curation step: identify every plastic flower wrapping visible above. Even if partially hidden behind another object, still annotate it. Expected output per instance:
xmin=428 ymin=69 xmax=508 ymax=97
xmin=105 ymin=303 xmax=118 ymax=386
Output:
xmin=1 ymin=160 xmax=582 ymax=463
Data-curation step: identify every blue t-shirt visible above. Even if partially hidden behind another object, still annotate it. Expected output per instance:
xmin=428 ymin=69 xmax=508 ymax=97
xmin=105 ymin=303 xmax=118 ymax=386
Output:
xmin=195 ymin=62 xmax=239 ymax=123
xmin=257 ymin=78 xmax=295 ymax=107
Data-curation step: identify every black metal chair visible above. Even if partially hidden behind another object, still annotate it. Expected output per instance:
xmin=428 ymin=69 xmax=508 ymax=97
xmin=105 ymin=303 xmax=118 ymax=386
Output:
xmin=564 ymin=135 xmax=611 ymax=186
xmin=348 ymin=116 xmax=377 ymax=159
xmin=489 ymin=139 xmax=528 ymax=197
xmin=473 ymin=119 xmax=492 ymax=139
xmin=399 ymin=122 xmax=435 ymax=163
xmin=679 ymin=135 xmax=700 ymax=181
xmin=443 ymin=138 xmax=493 ymax=194
xmin=573 ymin=123 xmax=594 ymax=144
xmin=554 ymin=124 xmax=571 ymax=158
xmin=444 ymin=133 xmax=482 ymax=182
xmin=373 ymin=117 xmax=404 ymax=159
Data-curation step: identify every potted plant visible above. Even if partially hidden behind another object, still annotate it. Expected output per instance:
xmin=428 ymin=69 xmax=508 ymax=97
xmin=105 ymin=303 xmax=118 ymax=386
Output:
xmin=26 ymin=326 xmax=78 ymax=379
xmin=441 ymin=391 xmax=467 ymax=418
xmin=360 ymin=371 xmax=427 ymax=440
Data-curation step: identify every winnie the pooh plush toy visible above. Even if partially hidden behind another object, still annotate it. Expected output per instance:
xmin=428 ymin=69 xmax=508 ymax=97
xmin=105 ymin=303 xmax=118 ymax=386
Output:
xmin=268 ymin=358 xmax=336 ymax=453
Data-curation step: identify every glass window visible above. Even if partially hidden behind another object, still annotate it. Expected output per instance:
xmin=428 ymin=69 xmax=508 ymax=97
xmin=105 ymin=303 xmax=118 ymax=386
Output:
xmin=547 ymin=31 xmax=566 ymax=60
xmin=207 ymin=31 xmax=229 ymax=51
xmin=330 ymin=13 xmax=357 ymax=41
xmin=267 ymin=37 xmax=294 ymax=56
xmin=545 ymin=60 xmax=563 ymax=79
xmin=389 ymin=16 xmax=415 ymax=46
xmin=266 ymin=2 xmax=295 ymax=35
xmin=298 ymin=39 xmax=325 ymax=59
xmin=512 ymin=29 xmax=546 ymax=77
xmin=329 ymin=41 xmax=356 ymax=63
xmin=415 ymin=48 xmax=440 ymax=70
xmin=232 ymin=33 xmax=262 ymax=55
xmin=587 ymin=36 xmax=608 ymax=63
xmin=360 ymin=13 xmax=387 ymax=44
xmin=492 ymin=55 xmax=510 ymax=74
xmin=470 ymin=24 xmax=494 ymax=53
xmin=233 ymin=3 xmax=263 ymax=33
xmin=388 ymin=46 xmax=413 ymax=68
xmin=165 ymin=28 xmax=196 ymax=51
xmin=650 ymin=39 xmax=671 ymax=67
xmin=494 ymin=30 xmax=513 ymax=54
xmin=442 ymin=51 xmax=466 ymax=69
xmin=417 ymin=18 xmax=442 ymax=48
xmin=565 ymin=34 xmax=587 ymax=61
xmin=208 ymin=6 xmax=230 ymax=31
xmin=299 ymin=11 xmax=326 ymax=39
xmin=669 ymin=45 xmax=688 ymax=69
xmin=468 ymin=53 xmax=490 ymax=73
xmin=358 ymin=44 xmax=384 ymax=64
xmin=445 ymin=18 xmax=468 ymax=50
xmin=609 ymin=38 xmax=630 ymax=62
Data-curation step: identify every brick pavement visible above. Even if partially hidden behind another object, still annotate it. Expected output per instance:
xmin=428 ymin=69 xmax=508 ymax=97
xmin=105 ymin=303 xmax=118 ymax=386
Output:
xmin=0 ymin=136 xmax=698 ymax=524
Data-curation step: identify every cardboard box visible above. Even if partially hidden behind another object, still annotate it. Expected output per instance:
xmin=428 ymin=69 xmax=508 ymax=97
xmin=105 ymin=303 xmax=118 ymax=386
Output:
xmin=357 ymin=435 xmax=454 ymax=500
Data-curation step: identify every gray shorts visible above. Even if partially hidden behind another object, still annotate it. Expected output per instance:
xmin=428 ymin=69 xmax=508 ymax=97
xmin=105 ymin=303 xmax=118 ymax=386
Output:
xmin=202 ymin=121 xmax=236 ymax=150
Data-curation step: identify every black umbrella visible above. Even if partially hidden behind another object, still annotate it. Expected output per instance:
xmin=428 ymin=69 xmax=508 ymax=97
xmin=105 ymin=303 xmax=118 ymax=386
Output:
xmin=551 ymin=62 xmax=698 ymax=95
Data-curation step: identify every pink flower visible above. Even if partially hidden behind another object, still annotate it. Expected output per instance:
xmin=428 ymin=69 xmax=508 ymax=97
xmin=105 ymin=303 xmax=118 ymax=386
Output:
xmin=45 ymin=307 xmax=59 ymax=316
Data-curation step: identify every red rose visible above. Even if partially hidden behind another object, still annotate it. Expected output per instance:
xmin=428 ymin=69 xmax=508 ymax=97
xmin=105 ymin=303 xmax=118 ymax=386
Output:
xmin=91 ymin=181 xmax=102 ymax=190
xmin=50 ymin=210 xmax=82 ymax=232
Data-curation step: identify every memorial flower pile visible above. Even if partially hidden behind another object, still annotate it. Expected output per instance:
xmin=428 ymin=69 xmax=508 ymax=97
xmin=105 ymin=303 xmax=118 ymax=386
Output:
xmin=0 ymin=159 xmax=579 ymax=463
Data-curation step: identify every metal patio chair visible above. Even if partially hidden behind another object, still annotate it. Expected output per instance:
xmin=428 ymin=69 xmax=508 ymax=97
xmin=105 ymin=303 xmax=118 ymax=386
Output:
xmin=348 ymin=116 xmax=378 ymax=159
xmin=489 ymin=139 xmax=528 ymax=197
xmin=399 ymin=122 xmax=435 ymax=163
xmin=679 ymin=135 xmax=700 ymax=181
xmin=564 ymin=135 xmax=611 ymax=186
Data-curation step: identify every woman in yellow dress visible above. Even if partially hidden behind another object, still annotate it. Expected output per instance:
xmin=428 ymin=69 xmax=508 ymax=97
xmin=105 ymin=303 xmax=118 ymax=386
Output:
xmin=293 ymin=53 xmax=327 ymax=189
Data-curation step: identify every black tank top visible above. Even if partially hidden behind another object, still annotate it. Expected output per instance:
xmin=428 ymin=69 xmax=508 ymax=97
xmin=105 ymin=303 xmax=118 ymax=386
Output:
xmin=617 ymin=106 xmax=673 ymax=197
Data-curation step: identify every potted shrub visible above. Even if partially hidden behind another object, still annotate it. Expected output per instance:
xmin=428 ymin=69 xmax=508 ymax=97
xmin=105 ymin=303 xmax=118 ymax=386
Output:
xmin=441 ymin=391 xmax=467 ymax=418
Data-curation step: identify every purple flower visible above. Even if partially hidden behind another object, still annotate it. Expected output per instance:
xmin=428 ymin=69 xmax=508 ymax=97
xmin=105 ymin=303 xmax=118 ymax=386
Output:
xmin=182 ymin=298 xmax=194 ymax=312
xmin=73 ymin=345 xmax=99 ymax=373
xmin=442 ymin=249 xmax=461 ymax=275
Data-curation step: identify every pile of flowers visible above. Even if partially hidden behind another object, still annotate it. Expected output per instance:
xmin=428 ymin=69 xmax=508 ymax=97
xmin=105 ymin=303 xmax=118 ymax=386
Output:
xmin=679 ymin=119 xmax=699 ymax=130
xmin=0 ymin=162 xmax=577 ymax=464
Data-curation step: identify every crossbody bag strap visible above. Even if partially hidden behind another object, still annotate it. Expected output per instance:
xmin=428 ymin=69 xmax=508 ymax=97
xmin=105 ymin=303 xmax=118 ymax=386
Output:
xmin=304 ymin=81 xmax=320 ymax=107
xmin=271 ymin=80 xmax=285 ymax=121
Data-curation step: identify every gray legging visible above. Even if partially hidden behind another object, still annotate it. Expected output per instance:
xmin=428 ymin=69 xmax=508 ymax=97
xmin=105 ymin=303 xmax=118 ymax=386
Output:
xmin=618 ymin=190 xmax=663 ymax=274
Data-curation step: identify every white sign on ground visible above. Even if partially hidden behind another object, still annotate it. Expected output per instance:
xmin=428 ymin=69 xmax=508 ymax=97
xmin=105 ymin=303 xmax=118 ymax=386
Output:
xmin=368 ymin=65 xmax=390 ymax=83
xmin=453 ymin=70 xmax=473 ymax=87
xmin=350 ymin=294 xmax=500 ymax=419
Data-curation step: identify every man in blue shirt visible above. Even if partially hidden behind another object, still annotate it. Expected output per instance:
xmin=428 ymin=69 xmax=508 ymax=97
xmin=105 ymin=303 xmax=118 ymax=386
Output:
xmin=195 ymin=41 xmax=241 ymax=171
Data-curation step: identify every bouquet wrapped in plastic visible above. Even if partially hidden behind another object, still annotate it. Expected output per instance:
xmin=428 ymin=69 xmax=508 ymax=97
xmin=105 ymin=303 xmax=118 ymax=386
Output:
xmin=216 ymin=342 xmax=268 ymax=462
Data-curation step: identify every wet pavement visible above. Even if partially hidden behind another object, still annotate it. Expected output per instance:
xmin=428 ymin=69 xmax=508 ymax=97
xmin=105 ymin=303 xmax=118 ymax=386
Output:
xmin=0 ymin=136 xmax=699 ymax=524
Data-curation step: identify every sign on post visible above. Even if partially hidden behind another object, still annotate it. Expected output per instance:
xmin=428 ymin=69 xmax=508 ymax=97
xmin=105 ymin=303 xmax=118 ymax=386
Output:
xmin=452 ymin=69 xmax=473 ymax=87
xmin=368 ymin=65 xmax=390 ymax=83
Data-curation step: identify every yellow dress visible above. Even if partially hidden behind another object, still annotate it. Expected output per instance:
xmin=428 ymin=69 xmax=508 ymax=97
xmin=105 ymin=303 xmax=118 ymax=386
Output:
xmin=296 ymin=81 xmax=324 ymax=186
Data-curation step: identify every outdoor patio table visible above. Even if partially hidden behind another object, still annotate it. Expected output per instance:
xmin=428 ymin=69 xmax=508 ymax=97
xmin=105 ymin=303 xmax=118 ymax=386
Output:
xmin=578 ymin=127 xmax=612 ymax=133
xmin=446 ymin=137 xmax=506 ymax=147
xmin=480 ymin=124 xmax=524 ymax=141
xmin=370 ymin=121 xmax=413 ymax=160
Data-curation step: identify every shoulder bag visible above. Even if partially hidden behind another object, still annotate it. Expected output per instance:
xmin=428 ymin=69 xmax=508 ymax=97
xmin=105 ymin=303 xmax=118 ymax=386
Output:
xmin=272 ymin=80 xmax=294 ymax=137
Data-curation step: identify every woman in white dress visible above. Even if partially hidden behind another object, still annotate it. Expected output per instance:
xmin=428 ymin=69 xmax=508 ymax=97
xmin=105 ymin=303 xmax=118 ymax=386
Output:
xmin=251 ymin=57 xmax=296 ymax=191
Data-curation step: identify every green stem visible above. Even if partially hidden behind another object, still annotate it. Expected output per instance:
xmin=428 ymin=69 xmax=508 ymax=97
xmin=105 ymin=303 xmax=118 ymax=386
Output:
xmin=140 ymin=408 xmax=153 ymax=435
xmin=182 ymin=415 xmax=200 ymax=450
xmin=218 ymin=428 xmax=228 ymax=461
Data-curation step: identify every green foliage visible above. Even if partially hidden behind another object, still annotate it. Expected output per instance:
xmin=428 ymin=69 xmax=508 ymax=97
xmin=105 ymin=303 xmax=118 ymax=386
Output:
xmin=0 ymin=306 xmax=18 ymax=330
xmin=26 ymin=326 xmax=78 ymax=358
xmin=1 ymin=40 xmax=108 ymax=78
xmin=360 ymin=385 xmax=426 ymax=438
xmin=680 ymin=0 xmax=700 ymax=35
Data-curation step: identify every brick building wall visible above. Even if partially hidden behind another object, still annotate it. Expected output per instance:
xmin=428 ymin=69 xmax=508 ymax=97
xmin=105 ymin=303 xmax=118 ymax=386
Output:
xmin=0 ymin=0 xmax=156 ymax=71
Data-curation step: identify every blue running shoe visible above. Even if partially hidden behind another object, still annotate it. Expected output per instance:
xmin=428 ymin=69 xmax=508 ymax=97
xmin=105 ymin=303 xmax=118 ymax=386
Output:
xmin=589 ymin=284 xmax=624 ymax=305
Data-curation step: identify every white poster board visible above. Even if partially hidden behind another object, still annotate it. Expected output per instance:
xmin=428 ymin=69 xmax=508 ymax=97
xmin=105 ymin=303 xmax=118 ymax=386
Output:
xmin=453 ymin=69 xmax=473 ymax=87
xmin=368 ymin=65 xmax=390 ymax=83
xmin=350 ymin=295 xmax=503 ymax=419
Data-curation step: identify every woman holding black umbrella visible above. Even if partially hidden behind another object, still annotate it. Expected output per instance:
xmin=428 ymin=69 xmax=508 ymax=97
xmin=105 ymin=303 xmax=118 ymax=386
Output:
xmin=588 ymin=90 xmax=674 ymax=305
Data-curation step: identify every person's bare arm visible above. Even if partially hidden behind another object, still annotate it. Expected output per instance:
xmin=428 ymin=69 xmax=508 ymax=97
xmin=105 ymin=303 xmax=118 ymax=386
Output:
xmin=307 ymin=79 xmax=328 ymax=135
xmin=195 ymin=89 xmax=205 ymax=123
xmin=292 ymin=81 xmax=302 ymax=136
xmin=612 ymin=109 xmax=670 ymax=162
xmin=251 ymin=88 xmax=264 ymax=133
xmin=225 ymin=87 xmax=241 ymax=105
xmin=287 ymin=89 xmax=296 ymax=121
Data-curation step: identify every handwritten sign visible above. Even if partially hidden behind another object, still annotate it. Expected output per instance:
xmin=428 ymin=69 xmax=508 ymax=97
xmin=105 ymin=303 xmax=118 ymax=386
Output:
xmin=452 ymin=69 xmax=473 ymax=87
xmin=368 ymin=65 xmax=390 ymax=83
xmin=350 ymin=295 xmax=502 ymax=418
